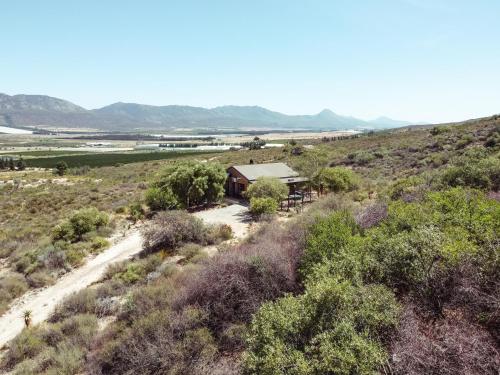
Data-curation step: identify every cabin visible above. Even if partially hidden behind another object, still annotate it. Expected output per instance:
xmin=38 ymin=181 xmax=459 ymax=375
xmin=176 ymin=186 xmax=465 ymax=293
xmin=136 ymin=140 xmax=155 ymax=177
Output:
xmin=226 ymin=162 xmax=309 ymax=199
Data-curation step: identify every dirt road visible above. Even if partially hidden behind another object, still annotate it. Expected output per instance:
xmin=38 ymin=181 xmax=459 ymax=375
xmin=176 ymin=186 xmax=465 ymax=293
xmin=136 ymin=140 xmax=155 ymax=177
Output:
xmin=0 ymin=231 xmax=143 ymax=347
xmin=194 ymin=204 xmax=249 ymax=238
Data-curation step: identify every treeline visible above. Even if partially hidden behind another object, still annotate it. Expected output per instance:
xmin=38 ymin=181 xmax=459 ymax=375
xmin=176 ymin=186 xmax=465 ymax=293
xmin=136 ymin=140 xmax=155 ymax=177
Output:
xmin=0 ymin=157 xmax=26 ymax=171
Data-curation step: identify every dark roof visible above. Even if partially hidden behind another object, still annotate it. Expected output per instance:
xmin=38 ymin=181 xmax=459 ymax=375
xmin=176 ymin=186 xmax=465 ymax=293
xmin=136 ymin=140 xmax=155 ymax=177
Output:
xmin=230 ymin=162 xmax=299 ymax=181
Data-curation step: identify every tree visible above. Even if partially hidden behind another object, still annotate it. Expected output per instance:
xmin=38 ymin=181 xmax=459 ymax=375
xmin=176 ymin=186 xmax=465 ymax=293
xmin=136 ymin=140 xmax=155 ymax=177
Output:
xmin=147 ymin=161 xmax=226 ymax=209
xmin=55 ymin=161 xmax=68 ymax=176
xmin=313 ymin=167 xmax=359 ymax=194
xmin=8 ymin=157 xmax=15 ymax=171
xmin=241 ymin=137 xmax=266 ymax=150
xmin=16 ymin=157 xmax=26 ymax=171
xmin=245 ymin=177 xmax=288 ymax=203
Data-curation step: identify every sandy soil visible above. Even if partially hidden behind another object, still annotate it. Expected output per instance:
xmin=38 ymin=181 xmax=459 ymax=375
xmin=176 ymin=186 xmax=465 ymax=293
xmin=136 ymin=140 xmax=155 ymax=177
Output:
xmin=194 ymin=204 xmax=250 ymax=238
xmin=0 ymin=231 xmax=143 ymax=348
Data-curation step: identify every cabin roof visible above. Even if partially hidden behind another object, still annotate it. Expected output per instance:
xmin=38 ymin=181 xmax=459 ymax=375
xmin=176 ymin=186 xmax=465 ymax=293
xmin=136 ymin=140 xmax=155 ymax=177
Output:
xmin=230 ymin=162 xmax=300 ymax=182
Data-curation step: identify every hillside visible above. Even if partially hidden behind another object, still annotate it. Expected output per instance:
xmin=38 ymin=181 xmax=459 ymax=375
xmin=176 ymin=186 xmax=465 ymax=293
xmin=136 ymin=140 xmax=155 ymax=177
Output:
xmin=0 ymin=115 xmax=498 ymax=375
xmin=0 ymin=93 xmax=415 ymax=131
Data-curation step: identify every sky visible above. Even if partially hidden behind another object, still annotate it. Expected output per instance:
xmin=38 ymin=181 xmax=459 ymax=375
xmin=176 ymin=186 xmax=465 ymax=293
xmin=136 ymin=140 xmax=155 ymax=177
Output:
xmin=1 ymin=0 xmax=499 ymax=123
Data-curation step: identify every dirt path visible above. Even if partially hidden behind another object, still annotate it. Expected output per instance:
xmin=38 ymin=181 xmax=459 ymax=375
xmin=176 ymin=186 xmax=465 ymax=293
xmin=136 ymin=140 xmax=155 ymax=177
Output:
xmin=194 ymin=204 xmax=250 ymax=238
xmin=0 ymin=231 xmax=143 ymax=347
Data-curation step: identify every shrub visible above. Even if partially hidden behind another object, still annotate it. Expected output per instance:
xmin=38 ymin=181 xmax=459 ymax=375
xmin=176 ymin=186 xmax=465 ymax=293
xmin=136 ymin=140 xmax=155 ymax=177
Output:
xmin=178 ymin=243 xmax=203 ymax=260
xmin=54 ymin=161 xmax=68 ymax=176
xmin=300 ymin=211 xmax=360 ymax=279
xmin=26 ymin=271 xmax=55 ymax=288
xmin=390 ymin=305 xmax=500 ymax=375
xmin=313 ymin=167 xmax=359 ymax=193
xmin=245 ymin=177 xmax=288 ymax=203
xmin=350 ymin=151 xmax=375 ymax=165
xmin=212 ymin=224 xmax=233 ymax=242
xmin=441 ymin=164 xmax=492 ymax=190
xmin=2 ymin=327 xmax=45 ymax=369
xmin=243 ymin=276 xmax=400 ymax=375
xmin=366 ymin=225 xmax=444 ymax=291
xmin=50 ymin=289 xmax=98 ymax=323
xmin=355 ymin=202 xmax=388 ymax=229
xmin=142 ymin=211 xmax=208 ymax=253
xmin=89 ymin=236 xmax=109 ymax=253
xmin=389 ymin=176 xmax=426 ymax=200
xmin=52 ymin=208 xmax=109 ymax=242
xmin=144 ymin=186 xmax=177 ymax=211
xmin=249 ymin=197 xmax=278 ymax=217
xmin=0 ymin=274 xmax=29 ymax=298
xmin=128 ymin=202 xmax=145 ymax=222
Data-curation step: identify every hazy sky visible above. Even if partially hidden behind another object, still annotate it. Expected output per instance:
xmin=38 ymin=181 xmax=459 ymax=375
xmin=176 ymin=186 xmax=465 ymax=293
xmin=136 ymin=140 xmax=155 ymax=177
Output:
xmin=1 ymin=0 xmax=499 ymax=123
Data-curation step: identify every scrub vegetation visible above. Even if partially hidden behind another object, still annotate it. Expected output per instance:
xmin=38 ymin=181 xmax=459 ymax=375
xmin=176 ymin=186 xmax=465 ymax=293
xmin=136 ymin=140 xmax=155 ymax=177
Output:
xmin=1 ymin=116 xmax=499 ymax=375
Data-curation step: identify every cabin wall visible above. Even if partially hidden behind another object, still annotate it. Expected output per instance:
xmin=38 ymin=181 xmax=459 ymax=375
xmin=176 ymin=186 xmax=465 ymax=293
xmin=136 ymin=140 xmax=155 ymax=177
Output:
xmin=226 ymin=167 xmax=250 ymax=197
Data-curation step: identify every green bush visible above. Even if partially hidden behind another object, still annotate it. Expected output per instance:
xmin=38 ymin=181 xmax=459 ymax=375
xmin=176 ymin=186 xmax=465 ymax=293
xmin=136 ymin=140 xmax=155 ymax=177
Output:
xmin=147 ymin=161 xmax=226 ymax=209
xmin=2 ymin=327 xmax=45 ymax=369
xmin=145 ymin=187 xmax=178 ymax=211
xmin=249 ymin=197 xmax=279 ymax=217
xmin=52 ymin=207 xmax=109 ymax=242
xmin=313 ymin=167 xmax=359 ymax=193
xmin=300 ymin=211 xmax=360 ymax=279
xmin=244 ymin=276 xmax=399 ymax=375
xmin=245 ymin=177 xmax=289 ymax=203
xmin=54 ymin=161 xmax=68 ymax=176
xmin=128 ymin=202 xmax=146 ymax=222
xmin=389 ymin=176 xmax=425 ymax=200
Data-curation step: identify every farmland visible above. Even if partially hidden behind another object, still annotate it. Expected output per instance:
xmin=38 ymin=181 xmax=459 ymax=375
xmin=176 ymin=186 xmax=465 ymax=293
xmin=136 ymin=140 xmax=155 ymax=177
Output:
xmin=22 ymin=150 xmax=221 ymax=168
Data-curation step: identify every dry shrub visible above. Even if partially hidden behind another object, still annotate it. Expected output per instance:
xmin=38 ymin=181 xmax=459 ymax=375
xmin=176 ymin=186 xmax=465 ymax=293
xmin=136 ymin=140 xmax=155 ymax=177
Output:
xmin=172 ymin=221 xmax=302 ymax=351
xmin=142 ymin=211 xmax=208 ymax=253
xmin=87 ymin=308 xmax=217 ymax=375
xmin=390 ymin=304 xmax=500 ymax=375
xmin=49 ymin=289 xmax=98 ymax=322
xmin=355 ymin=201 xmax=388 ymax=229
xmin=88 ymin=221 xmax=305 ymax=374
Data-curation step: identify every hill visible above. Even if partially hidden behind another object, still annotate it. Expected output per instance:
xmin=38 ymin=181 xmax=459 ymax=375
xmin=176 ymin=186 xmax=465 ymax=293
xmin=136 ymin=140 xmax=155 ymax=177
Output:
xmin=0 ymin=93 xmax=417 ymax=131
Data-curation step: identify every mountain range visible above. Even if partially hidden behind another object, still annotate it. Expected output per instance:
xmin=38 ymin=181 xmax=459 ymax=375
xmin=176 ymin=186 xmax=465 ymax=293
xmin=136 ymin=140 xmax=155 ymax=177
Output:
xmin=0 ymin=93 xmax=420 ymax=132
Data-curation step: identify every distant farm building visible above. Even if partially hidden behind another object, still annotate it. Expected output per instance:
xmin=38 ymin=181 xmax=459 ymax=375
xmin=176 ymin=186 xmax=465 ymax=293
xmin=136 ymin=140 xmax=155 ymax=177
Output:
xmin=226 ymin=162 xmax=309 ymax=199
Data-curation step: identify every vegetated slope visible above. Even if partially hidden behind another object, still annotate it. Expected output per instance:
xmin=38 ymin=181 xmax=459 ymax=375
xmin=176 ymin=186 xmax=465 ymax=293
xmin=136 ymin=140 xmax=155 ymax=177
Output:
xmin=0 ymin=92 xmax=416 ymax=131
xmin=1 ymin=116 xmax=499 ymax=375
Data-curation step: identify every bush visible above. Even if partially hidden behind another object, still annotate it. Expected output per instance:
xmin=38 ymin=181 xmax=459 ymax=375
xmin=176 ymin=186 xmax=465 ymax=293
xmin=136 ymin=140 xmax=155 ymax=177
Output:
xmin=208 ymin=224 xmax=234 ymax=242
xmin=2 ymin=327 xmax=45 ymax=369
xmin=142 ymin=211 xmax=209 ymax=253
xmin=243 ymin=276 xmax=400 ymax=375
xmin=26 ymin=271 xmax=55 ymax=288
xmin=300 ymin=211 xmax=360 ymax=279
xmin=52 ymin=208 xmax=109 ymax=242
xmin=50 ymin=289 xmax=98 ymax=322
xmin=144 ymin=186 xmax=177 ymax=211
xmin=147 ymin=161 xmax=226 ymax=209
xmin=389 ymin=176 xmax=426 ymax=200
xmin=245 ymin=177 xmax=288 ymax=203
xmin=313 ymin=167 xmax=359 ymax=193
xmin=390 ymin=305 xmax=500 ymax=375
xmin=54 ymin=161 xmax=68 ymax=176
xmin=128 ymin=202 xmax=145 ymax=222
xmin=249 ymin=197 xmax=278 ymax=217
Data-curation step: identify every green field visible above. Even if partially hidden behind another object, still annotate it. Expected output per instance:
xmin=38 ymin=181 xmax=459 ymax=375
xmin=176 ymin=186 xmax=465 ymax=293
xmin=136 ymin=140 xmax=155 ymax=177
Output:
xmin=1 ymin=150 xmax=91 ymax=157
xmin=24 ymin=150 xmax=220 ymax=168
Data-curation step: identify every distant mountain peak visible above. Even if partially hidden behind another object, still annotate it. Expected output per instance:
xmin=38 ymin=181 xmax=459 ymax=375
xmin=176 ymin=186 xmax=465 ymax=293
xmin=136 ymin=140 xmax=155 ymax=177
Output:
xmin=0 ymin=93 xmax=417 ymax=131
